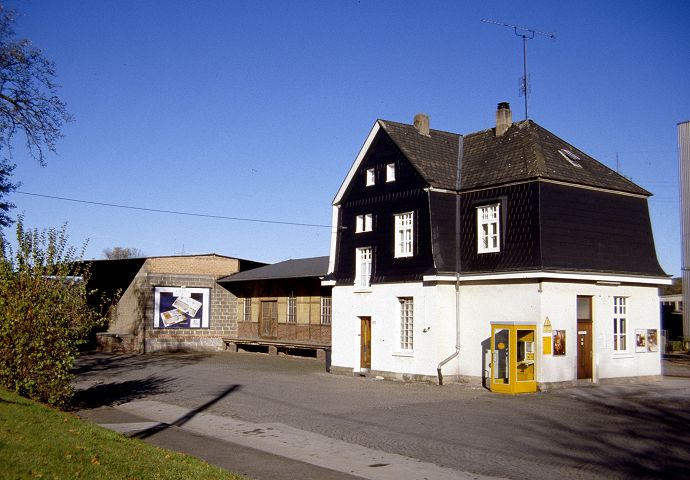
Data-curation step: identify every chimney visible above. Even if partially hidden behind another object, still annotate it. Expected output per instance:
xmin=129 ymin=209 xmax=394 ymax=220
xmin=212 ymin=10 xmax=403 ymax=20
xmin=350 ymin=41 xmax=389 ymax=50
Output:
xmin=414 ymin=113 xmax=430 ymax=136
xmin=495 ymin=102 xmax=512 ymax=137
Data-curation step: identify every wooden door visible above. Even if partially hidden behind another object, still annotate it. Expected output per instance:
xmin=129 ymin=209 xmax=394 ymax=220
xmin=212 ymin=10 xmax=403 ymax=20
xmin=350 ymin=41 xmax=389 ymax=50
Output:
xmin=260 ymin=301 xmax=278 ymax=338
xmin=577 ymin=321 xmax=593 ymax=379
xmin=360 ymin=317 xmax=371 ymax=370
xmin=576 ymin=296 xmax=593 ymax=380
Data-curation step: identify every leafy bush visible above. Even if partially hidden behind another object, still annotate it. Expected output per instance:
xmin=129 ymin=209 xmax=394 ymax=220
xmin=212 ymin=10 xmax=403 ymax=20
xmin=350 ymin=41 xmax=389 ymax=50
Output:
xmin=0 ymin=218 xmax=107 ymax=408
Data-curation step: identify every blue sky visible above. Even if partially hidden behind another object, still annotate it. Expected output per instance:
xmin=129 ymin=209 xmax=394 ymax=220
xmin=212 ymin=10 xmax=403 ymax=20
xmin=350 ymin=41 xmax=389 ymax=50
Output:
xmin=4 ymin=0 xmax=689 ymax=276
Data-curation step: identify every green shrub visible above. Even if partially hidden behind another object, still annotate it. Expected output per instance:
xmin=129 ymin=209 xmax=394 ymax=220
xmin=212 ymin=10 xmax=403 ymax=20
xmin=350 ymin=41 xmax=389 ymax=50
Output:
xmin=0 ymin=218 xmax=107 ymax=408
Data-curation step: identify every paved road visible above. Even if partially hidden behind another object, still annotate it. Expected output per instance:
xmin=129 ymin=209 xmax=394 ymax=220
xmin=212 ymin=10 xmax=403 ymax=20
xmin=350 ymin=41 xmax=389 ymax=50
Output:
xmin=73 ymin=352 xmax=690 ymax=480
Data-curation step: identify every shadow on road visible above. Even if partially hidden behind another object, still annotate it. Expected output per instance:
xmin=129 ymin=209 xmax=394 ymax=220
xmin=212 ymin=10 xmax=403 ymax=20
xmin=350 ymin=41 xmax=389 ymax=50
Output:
xmin=71 ymin=375 xmax=174 ymax=410
xmin=131 ymin=384 xmax=242 ymax=439
xmin=71 ymin=352 xmax=212 ymax=375
xmin=526 ymin=387 xmax=690 ymax=479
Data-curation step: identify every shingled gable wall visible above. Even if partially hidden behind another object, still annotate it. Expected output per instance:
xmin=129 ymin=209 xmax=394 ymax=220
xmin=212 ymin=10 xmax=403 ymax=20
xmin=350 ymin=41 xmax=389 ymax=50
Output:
xmin=98 ymin=255 xmax=241 ymax=353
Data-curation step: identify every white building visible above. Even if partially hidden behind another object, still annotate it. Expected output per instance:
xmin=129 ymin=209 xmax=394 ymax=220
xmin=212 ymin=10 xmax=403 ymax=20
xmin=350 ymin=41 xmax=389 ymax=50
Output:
xmin=324 ymin=104 xmax=670 ymax=392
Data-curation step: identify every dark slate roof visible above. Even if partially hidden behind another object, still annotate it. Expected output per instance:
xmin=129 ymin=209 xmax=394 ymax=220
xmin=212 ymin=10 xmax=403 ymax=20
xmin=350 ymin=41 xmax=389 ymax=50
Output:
xmin=378 ymin=119 xmax=650 ymax=196
xmin=219 ymin=256 xmax=329 ymax=283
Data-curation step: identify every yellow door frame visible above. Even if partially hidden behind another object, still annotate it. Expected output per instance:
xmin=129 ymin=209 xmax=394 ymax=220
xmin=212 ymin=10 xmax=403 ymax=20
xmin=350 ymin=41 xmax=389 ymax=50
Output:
xmin=490 ymin=322 xmax=537 ymax=394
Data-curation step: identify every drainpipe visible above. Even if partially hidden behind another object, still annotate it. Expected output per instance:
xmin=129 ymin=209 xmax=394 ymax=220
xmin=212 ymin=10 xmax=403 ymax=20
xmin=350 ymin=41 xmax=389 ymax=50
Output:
xmin=437 ymin=135 xmax=464 ymax=385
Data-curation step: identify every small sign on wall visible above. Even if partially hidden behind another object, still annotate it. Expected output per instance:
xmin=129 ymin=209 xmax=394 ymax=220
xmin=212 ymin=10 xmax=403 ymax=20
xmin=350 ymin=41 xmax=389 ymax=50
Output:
xmin=153 ymin=286 xmax=210 ymax=329
xmin=647 ymin=329 xmax=658 ymax=352
xmin=542 ymin=317 xmax=553 ymax=355
xmin=636 ymin=329 xmax=659 ymax=352
xmin=635 ymin=329 xmax=647 ymax=352
xmin=543 ymin=336 xmax=552 ymax=355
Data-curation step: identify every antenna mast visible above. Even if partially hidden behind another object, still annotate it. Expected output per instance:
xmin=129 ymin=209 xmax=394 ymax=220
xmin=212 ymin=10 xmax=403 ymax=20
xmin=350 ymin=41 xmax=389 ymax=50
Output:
xmin=482 ymin=19 xmax=555 ymax=120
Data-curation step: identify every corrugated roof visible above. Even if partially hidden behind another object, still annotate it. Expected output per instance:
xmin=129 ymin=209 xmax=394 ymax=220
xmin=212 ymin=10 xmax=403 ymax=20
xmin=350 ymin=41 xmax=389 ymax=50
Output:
xmin=379 ymin=119 xmax=650 ymax=196
xmin=219 ymin=256 xmax=329 ymax=282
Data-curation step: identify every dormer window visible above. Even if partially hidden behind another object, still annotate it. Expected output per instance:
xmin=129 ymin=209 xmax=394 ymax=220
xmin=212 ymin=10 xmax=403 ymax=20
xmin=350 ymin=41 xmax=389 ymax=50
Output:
xmin=558 ymin=149 xmax=582 ymax=168
xmin=366 ymin=168 xmax=375 ymax=186
xmin=386 ymin=163 xmax=396 ymax=182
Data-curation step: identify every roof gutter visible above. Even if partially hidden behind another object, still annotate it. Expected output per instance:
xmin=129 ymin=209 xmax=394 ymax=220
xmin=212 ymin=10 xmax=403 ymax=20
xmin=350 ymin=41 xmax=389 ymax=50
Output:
xmin=437 ymin=134 xmax=464 ymax=385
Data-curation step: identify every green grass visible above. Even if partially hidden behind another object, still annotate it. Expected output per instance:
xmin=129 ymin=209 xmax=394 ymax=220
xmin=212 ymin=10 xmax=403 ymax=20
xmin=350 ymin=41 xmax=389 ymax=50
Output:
xmin=0 ymin=387 xmax=245 ymax=480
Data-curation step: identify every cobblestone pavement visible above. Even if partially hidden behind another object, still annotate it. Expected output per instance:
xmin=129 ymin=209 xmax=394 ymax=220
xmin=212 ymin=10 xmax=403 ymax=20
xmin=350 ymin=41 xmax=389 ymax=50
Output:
xmin=73 ymin=352 xmax=690 ymax=480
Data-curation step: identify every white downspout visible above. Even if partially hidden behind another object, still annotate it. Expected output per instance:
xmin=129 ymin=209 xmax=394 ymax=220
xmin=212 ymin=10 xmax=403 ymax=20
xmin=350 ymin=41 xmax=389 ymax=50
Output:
xmin=437 ymin=135 xmax=464 ymax=385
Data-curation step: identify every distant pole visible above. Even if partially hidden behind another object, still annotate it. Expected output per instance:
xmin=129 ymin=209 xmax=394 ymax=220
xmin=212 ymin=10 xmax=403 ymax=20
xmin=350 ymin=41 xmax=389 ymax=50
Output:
xmin=678 ymin=120 xmax=690 ymax=342
xmin=482 ymin=19 xmax=555 ymax=120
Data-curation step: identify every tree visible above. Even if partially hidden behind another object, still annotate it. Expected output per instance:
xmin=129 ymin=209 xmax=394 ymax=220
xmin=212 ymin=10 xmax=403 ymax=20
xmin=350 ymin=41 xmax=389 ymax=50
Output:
xmin=0 ymin=218 xmax=108 ymax=408
xmin=0 ymin=5 xmax=72 ymax=226
xmin=103 ymin=246 xmax=145 ymax=260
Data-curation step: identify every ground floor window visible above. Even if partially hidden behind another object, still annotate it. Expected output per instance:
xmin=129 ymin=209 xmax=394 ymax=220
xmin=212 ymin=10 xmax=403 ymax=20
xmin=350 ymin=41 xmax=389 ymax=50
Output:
xmin=243 ymin=298 xmax=252 ymax=322
xmin=287 ymin=295 xmax=296 ymax=323
xmin=399 ymin=297 xmax=413 ymax=351
xmin=320 ymin=297 xmax=332 ymax=324
xmin=613 ymin=296 xmax=627 ymax=352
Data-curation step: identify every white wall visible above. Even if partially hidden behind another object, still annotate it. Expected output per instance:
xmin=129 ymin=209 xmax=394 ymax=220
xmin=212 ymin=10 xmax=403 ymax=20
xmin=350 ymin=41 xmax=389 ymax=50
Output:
xmin=332 ymin=279 xmax=661 ymax=384
xmin=331 ymin=283 xmax=458 ymax=377
xmin=455 ymin=281 xmax=541 ymax=380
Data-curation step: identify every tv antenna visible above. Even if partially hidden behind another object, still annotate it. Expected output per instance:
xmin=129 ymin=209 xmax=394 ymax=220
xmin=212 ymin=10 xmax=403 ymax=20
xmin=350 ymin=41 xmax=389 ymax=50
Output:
xmin=482 ymin=19 xmax=555 ymax=120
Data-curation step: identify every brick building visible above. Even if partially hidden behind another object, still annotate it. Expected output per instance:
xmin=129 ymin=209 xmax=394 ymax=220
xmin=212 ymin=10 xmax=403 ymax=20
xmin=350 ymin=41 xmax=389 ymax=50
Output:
xmin=91 ymin=254 xmax=264 ymax=353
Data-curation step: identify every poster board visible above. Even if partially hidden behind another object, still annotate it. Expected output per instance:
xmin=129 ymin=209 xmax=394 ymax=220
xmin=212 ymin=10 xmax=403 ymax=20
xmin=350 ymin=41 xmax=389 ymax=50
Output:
xmin=153 ymin=286 xmax=210 ymax=329
xmin=553 ymin=330 xmax=566 ymax=356
xmin=635 ymin=329 xmax=647 ymax=352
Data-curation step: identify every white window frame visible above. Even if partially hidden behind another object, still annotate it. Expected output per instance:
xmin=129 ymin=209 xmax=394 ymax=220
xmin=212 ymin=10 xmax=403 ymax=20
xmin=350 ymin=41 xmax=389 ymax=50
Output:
xmin=320 ymin=297 xmax=332 ymax=324
xmin=366 ymin=168 xmax=375 ymax=186
xmin=613 ymin=296 xmax=627 ymax=352
xmin=399 ymin=297 xmax=414 ymax=351
xmin=386 ymin=163 xmax=396 ymax=182
xmin=355 ymin=247 xmax=372 ymax=289
xmin=394 ymin=212 xmax=414 ymax=258
xmin=356 ymin=214 xmax=373 ymax=233
xmin=477 ymin=203 xmax=500 ymax=254
xmin=243 ymin=298 xmax=252 ymax=322
xmin=287 ymin=295 xmax=296 ymax=323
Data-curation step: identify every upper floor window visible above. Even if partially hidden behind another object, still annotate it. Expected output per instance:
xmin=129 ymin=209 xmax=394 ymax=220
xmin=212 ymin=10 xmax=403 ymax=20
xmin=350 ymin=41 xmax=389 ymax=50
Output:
xmin=356 ymin=214 xmax=373 ymax=233
xmin=287 ymin=295 xmax=296 ymax=323
xmin=356 ymin=247 xmax=372 ymax=288
xmin=386 ymin=163 xmax=396 ymax=182
xmin=399 ymin=297 xmax=414 ymax=351
xmin=477 ymin=203 xmax=500 ymax=254
xmin=243 ymin=298 xmax=252 ymax=322
xmin=394 ymin=212 xmax=414 ymax=258
xmin=320 ymin=297 xmax=332 ymax=324
xmin=613 ymin=296 xmax=627 ymax=352
xmin=366 ymin=168 xmax=375 ymax=186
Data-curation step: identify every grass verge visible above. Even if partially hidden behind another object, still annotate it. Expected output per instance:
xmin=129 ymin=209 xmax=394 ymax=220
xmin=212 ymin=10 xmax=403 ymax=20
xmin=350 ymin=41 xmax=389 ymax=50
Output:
xmin=0 ymin=387 xmax=244 ymax=479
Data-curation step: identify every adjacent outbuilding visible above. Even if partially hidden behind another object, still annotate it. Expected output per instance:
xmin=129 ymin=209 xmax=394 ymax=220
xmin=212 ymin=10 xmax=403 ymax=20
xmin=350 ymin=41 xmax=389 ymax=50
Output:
xmin=219 ymin=256 xmax=332 ymax=359
xmin=89 ymin=254 xmax=265 ymax=353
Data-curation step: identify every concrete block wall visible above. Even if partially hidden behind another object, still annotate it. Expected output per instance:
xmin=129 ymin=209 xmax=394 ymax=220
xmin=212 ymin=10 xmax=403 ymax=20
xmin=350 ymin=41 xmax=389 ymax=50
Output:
xmin=144 ymin=273 xmax=238 ymax=352
xmin=99 ymin=255 xmax=242 ymax=354
xmin=145 ymin=255 xmax=240 ymax=276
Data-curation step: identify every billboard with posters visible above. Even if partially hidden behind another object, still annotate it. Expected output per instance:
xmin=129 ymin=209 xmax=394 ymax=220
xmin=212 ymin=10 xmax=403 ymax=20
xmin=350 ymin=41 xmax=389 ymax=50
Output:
xmin=153 ymin=286 xmax=210 ymax=329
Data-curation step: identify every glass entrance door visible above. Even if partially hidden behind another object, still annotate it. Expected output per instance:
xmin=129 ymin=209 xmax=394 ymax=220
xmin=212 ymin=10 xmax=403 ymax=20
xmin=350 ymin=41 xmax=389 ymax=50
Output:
xmin=490 ymin=323 xmax=537 ymax=394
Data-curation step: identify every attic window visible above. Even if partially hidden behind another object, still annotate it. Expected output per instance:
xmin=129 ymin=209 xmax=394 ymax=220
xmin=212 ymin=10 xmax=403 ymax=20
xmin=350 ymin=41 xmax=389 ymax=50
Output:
xmin=366 ymin=168 xmax=375 ymax=186
xmin=386 ymin=163 xmax=396 ymax=182
xmin=558 ymin=149 xmax=582 ymax=168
